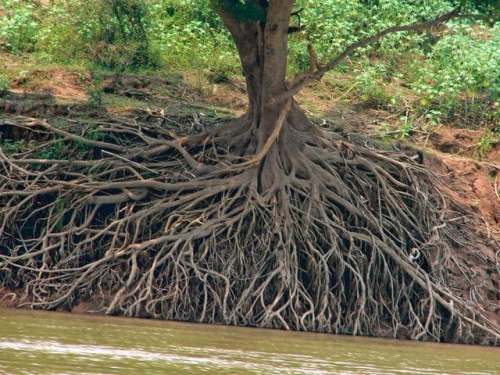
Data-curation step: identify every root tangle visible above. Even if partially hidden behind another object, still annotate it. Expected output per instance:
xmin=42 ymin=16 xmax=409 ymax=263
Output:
xmin=0 ymin=112 xmax=499 ymax=345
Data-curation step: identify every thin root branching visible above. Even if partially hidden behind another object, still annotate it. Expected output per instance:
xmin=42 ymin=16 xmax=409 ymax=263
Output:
xmin=0 ymin=114 xmax=498 ymax=345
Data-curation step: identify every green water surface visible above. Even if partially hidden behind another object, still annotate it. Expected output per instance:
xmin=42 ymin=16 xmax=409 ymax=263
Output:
xmin=0 ymin=308 xmax=499 ymax=374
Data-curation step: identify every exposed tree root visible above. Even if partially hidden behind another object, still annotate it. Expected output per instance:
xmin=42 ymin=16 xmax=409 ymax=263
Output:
xmin=0 ymin=113 xmax=499 ymax=345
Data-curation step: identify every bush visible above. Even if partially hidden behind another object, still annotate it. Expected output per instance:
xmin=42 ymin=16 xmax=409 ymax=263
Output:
xmin=288 ymin=0 xmax=499 ymax=128
xmin=288 ymin=0 xmax=452 ymax=70
xmin=147 ymin=0 xmax=239 ymax=72
xmin=35 ymin=0 xmax=160 ymax=70
xmin=0 ymin=0 xmax=39 ymax=53
xmin=409 ymin=23 xmax=500 ymax=127
xmin=33 ymin=0 xmax=238 ymax=72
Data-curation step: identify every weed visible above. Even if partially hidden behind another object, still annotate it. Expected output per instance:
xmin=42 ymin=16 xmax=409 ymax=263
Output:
xmin=0 ymin=140 xmax=26 ymax=155
xmin=74 ymin=128 xmax=101 ymax=157
xmin=87 ymin=73 xmax=105 ymax=105
xmin=0 ymin=74 xmax=8 ymax=94
xmin=397 ymin=115 xmax=413 ymax=140
xmin=475 ymin=130 xmax=500 ymax=159
xmin=212 ymin=70 xmax=233 ymax=84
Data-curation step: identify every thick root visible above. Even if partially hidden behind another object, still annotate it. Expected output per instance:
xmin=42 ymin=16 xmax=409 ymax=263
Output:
xmin=0 ymin=114 xmax=499 ymax=345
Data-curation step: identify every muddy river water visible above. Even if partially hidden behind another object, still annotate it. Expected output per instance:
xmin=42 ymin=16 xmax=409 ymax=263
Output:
xmin=0 ymin=308 xmax=499 ymax=374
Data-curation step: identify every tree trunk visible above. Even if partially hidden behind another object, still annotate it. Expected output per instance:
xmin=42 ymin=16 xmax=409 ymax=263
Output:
xmin=213 ymin=1 xmax=317 ymax=190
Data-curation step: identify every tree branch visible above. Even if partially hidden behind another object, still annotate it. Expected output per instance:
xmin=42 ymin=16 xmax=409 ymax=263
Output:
xmin=288 ymin=8 xmax=304 ymax=34
xmin=273 ymin=8 xmax=498 ymax=105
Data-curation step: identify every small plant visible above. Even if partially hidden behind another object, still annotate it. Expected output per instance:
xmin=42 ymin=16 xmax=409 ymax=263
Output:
xmin=396 ymin=115 xmax=413 ymax=139
xmin=475 ymin=130 xmax=499 ymax=159
xmin=354 ymin=64 xmax=393 ymax=106
xmin=410 ymin=24 xmax=500 ymax=127
xmin=0 ymin=74 xmax=8 ymax=95
xmin=421 ymin=109 xmax=443 ymax=132
xmin=39 ymin=139 xmax=66 ymax=160
xmin=87 ymin=73 xmax=105 ymax=105
xmin=0 ymin=139 xmax=26 ymax=155
xmin=212 ymin=70 xmax=233 ymax=84
xmin=75 ymin=127 xmax=101 ymax=157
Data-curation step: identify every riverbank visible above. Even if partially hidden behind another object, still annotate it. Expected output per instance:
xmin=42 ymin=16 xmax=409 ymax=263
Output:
xmin=1 ymin=55 xmax=499 ymax=343
xmin=1 ymin=59 xmax=498 ymax=231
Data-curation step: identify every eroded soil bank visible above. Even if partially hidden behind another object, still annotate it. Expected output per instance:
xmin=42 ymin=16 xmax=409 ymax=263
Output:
xmin=1 ymin=66 xmax=499 ymax=340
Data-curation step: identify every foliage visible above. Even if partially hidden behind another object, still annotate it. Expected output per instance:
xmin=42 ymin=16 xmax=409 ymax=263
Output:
xmin=0 ymin=0 xmax=39 ymax=53
xmin=410 ymin=23 xmax=500 ymax=126
xmin=289 ymin=0 xmax=499 ymax=129
xmin=94 ymin=0 xmax=158 ymax=69
xmin=475 ymin=130 xmax=500 ymax=159
xmin=1 ymin=0 xmax=498 ymax=128
xmin=87 ymin=72 xmax=105 ymax=105
xmin=34 ymin=0 xmax=160 ymax=70
xmin=147 ymin=0 xmax=239 ymax=72
xmin=38 ymin=139 xmax=66 ymax=160
xmin=0 ymin=74 xmax=8 ymax=93
xmin=289 ymin=0 xmax=453 ymax=69
xmin=30 ymin=0 xmax=238 ymax=73
xmin=0 ymin=139 xmax=27 ymax=155
xmin=213 ymin=0 xmax=266 ymax=22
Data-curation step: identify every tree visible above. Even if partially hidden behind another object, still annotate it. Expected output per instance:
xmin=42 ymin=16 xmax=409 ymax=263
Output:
xmin=0 ymin=0 xmax=499 ymax=344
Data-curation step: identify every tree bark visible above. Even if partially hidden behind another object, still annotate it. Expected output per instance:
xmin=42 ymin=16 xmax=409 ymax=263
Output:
xmin=212 ymin=1 xmax=298 ymax=138
xmin=212 ymin=1 xmax=320 ymax=190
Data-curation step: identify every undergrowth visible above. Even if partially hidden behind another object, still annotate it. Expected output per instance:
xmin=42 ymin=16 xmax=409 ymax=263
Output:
xmin=0 ymin=0 xmax=498 ymax=131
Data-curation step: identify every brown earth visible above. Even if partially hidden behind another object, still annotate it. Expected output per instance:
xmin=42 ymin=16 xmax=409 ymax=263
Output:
xmin=10 ymin=68 xmax=90 ymax=102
